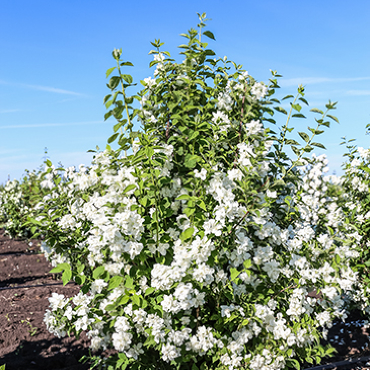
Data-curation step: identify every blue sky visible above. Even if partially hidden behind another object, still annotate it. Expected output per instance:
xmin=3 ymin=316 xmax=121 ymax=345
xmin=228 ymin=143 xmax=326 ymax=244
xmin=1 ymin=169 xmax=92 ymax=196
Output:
xmin=1 ymin=0 xmax=370 ymax=184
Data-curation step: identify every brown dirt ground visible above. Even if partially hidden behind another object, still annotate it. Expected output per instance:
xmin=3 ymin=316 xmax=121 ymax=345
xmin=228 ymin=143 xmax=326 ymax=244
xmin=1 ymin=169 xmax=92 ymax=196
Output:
xmin=1 ymin=228 xmax=370 ymax=369
xmin=0 ymin=228 xmax=91 ymax=370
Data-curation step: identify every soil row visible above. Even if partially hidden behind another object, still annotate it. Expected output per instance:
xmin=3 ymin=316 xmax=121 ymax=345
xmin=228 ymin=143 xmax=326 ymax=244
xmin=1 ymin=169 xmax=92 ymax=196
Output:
xmin=0 ymin=229 xmax=90 ymax=370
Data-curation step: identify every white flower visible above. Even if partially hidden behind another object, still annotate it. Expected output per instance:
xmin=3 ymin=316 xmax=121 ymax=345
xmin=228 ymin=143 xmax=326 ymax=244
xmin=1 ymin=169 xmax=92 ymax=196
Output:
xmin=194 ymin=168 xmax=207 ymax=180
xmin=48 ymin=293 xmax=68 ymax=311
xmin=266 ymin=189 xmax=277 ymax=198
xmin=251 ymin=82 xmax=268 ymax=100
xmin=227 ymin=168 xmax=243 ymax=181
xmin=239 ymin=71 xmax=249 ymax=80
xmin=246 ymin=120 xmax=263 ymax=135
xmin=112 ymin=331 xmax=133 ymax=352
xmin=162 ymin=343 xmax=181 ymax=362
xmin=217 ymin=92 xmax=233 ymax=111
xmin=316 ymin=311 xmax=331 ymax=327
xmin=203 ymin=219 xmax=222 ymax=236
xmin=64 ymin=306 xmax=74 ymax=320
xmin=90 ymin=279 xmax=108 ymax=294
xmin=143 ymin=77 xmax=156 ymax=89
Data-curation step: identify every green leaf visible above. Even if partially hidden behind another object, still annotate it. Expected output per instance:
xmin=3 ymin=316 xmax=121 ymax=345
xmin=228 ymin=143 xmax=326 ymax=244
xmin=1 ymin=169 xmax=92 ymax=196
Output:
xmin=290 ymin=359 xmax=301 ymax=369
xmin=77 ymin=263 xmax=85 ymax=274
xmin=299 ymin=97 xmax=309 ymax=106
xmin=176 ymin=194 xmax=191 ymax=201
xmin=285 ymin=139 xmax=300 ymax=146
xmin=108 ymin=133 xmax=119 ymax=143
xmin=308 ymin=128 xmax=324 ymax=135
xmin=108 ymin=76 xmax=120 ymax=89
xmin=274 ymin=106 xmax=287 ymax=115
xmin=145 ymin=287 xmax=155 ymax=296
xmin=184 ymin=154 xmax=199 ymax=169
xmin=204 ymin=49 xmax=216 ymax=56
xmin=180 ymin=227 xmax=194 ymax=241
xmin=203 ymin=31 xmax=215 ymax=40
xmin=292 ymin=113 xmax=306 ymax=119
xmin=113 ymin=122 xmax=122 ymax=133
xmin=310 ymin=108 xmax=324 ymax=115
xmin=62 ymin=267 xmax=72 ymax=286
xmin=321 ymin=121 xmax=330 ymax=128
xmin=93 ymin=266 xmax=106 ymax=279
xmin=311 ymin=142 xmax=326 ymax=149
xmin=146 ymin=147 xmax=154 ymax=158
xmin=230 ymin=268 xmax=240 ymax=281
xmin=184 ymin=207 xmax=195 ymax=217
xmin=291 ymin=103 xmax=302 ymax=112
xmin=106 ymin=67 xmax=116 ymax=78
xmin=108 ymin=276 xmax=124 ymax=291
xmin=105 ymin=304 xmax=116 ymax=311
xmin=132 ymin=294 xmax=141 ymax=306
xmin=298 ymin=132 xmax=310 ymax=142
xmin=125 ymin=276 xmax=134 ymax=289
xmin=121 ymin=74 xmax=133 ymax=84
xmin=123 ymin=184 xmax=136 ymax=193
xmin=104 ymin=110 xmax=113 ymax=121
xmin=140 ymin=197 xmax=148 ymax=207
xmin=50 ymin=263 xmax=70 ymax=274
xmin=197 ymin=200 xmax=207 ymax=211
xmin=119 ymin=295 xmax=130 ymax=305
xmin=327 ymin=114 xmax=339 ymax=123
xmin=282 ymin=94 xmax=294 ymax=100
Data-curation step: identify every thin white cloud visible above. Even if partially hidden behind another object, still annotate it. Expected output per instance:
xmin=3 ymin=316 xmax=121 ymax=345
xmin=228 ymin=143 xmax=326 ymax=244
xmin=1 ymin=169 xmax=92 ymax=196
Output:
xmin=346 ymin=90 xmax=370 ymax=96
xmin=0 ymin=148 xmax=20 ymax=155
xmin=0 ymin=120 xmax=103 ymax=129
xmin=25 ymin=83 xmax=84 ymax=96
xmin=279 ymin=77 xmax=370 ymax=87
xmin=0 ymin=79 xmax=84 ymax=96
xmin=0 ymin=109 xmax=20 ymax=113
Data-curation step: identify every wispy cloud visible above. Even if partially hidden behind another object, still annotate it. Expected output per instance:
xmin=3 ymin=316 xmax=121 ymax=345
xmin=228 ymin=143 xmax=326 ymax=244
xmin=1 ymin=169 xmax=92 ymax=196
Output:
xmin=280 ymin=77 xmax=370 ymax=87
xmin=0 ymin=120 xmax=103 ymax=129
xmin=0 ymin=79 xmax=84 ymax=96
xmin=0 ymin=109 xmax=20 ymax=114
xmin=346 ymin=90 xmax=370 ymax=96
xmin=25 ymin=84 xmax=84 ymax=95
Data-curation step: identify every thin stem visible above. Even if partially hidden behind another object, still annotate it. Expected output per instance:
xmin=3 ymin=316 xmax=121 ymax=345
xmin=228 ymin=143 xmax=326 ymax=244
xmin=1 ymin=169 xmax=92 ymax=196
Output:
xmin=148 ymin=160 xmax=161 ymax=247
xmin=284 ymin=108 xmax=330 ymax=178
xmin=277 ymin=93 xmax=300 ymax=157
xmin=228 ymin=211 xmax=249 ymax=236
xmin=239 ymin=89 xmax=246 ymax=143
xmin=116 ymin=58 xmax=133 ymax=157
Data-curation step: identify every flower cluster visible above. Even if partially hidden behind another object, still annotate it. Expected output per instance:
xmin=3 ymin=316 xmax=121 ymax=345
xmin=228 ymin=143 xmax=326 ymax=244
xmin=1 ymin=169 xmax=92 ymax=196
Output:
xmin=0 ymin=167 xmax=49 ymax=238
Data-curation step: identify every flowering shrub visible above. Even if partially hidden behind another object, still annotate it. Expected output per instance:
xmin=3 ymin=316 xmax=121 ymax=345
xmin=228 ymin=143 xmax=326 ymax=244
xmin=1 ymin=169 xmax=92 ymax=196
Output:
xmin=327 ymin=134 xmax=370 ymax=313
xmin=25 ymin=14 xmax=365 ymax=370
xmin=0 ymin=166 xmax=49 ymax=238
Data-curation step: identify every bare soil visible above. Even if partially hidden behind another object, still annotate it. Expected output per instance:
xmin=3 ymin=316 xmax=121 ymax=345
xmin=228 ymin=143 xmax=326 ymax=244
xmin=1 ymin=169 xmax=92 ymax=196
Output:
xmin=0 ymin=229 xmax=90 ymax=369
xmin=0 ymin=228 xmax=370 ymax=369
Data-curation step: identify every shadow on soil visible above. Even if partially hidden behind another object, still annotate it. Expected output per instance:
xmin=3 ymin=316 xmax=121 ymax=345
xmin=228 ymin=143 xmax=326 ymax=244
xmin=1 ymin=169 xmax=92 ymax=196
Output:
xmin=0 ymin=337 xmax=91 ymax=370
xmin=0 ymin=275 xmax=56 ymax=288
